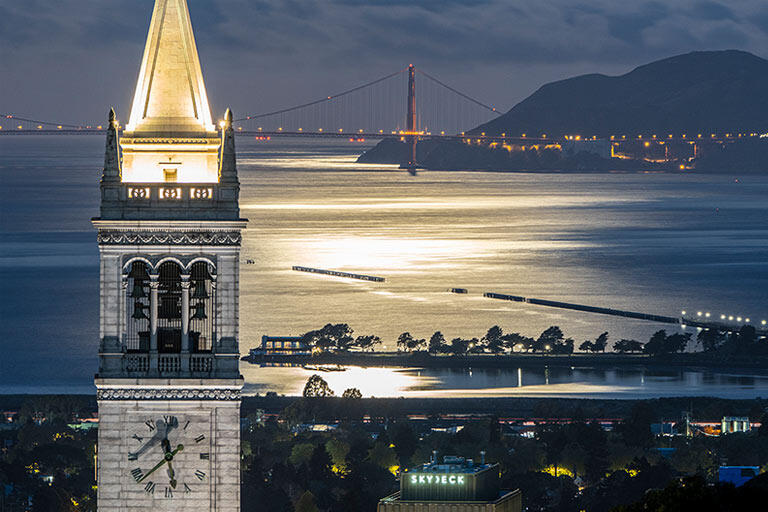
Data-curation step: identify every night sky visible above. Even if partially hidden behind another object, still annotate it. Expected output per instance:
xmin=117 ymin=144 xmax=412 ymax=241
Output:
xmin=2 ymin=0 xmax=768 ymax=124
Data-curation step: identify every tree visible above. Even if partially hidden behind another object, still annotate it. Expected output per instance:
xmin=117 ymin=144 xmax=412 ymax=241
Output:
xmin=644 ymin=330 xmax=668 ymax=356
xmin=325 ymin=438 xmax=351 ymax=473
xmin=295 ymin=490 xmax=319 ymax=512
xmin=579 ymin=340 xmax=593 ymax=352
xmin=535 ymin=326 xmax=564 ymax=352
xmin=449 ymin=337 xmax=470 ymax=355
xmin=355 ymin=334 xmax=381 ymax=352
xmin=665 ymin=332 xmax=691 ymax=353
xmin=592 ymin=332 xmax=609 ymax=352
xmin=484 ymin=326 xmax=505 ymax=353
xmin=553 ymin=337 xmax=575 ymax=354
xmin=408 ymin=335 xmax=426 ymax=351
xmin=502 ymin=332 xmax=534 ymax=352
xmin=289 ymin=443 xmax=315 ymax=466
xmin=697 ymin=329 xmax=726 ymax=352
xmin=428 ymin=331 xmax=446 ymax=354
xmin=302 ymin=323 xmax=355 ymax=351
xmin=397 ymin=332 xmax=414 ymax=352
xmin=303 ymin=374 xmax=334 ymax=397
xmin=613 ymin=339 xmax=644 ymax=353
xmin=342 ymin=388 xmax=362 ymax=399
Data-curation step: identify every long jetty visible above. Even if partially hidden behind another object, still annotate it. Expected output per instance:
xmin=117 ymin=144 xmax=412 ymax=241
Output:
xmin=483 ymin=292 xmax=767 ymax=335
xmin=484 ymin=292 xmax=678 ymax=324
xmin=292 ymin=266 xmax=385 ymax=282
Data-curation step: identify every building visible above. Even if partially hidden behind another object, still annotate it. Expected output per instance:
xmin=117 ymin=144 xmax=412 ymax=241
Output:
xmin=719 ymin=466 xmax=760 ymax=487
xmin=258 ymin=335 xmax=310 ymax=355
xmin=93 ymin=0 xmax=245 ymax=510
xmin=721 ymin=416 xmax=751 ymax=434
xmin=378 ymin=455 xmax=522 ymax=512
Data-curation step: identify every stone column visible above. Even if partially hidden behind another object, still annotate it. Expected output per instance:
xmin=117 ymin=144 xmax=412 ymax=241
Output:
xmin=180 ymin=274 xmax=191 ymax=373
xmin=149 ymin=274 xmax=159 ymax=360
xmin=210 ymin=274 xmax=217 ymax=353
xmin=180 ymin=275 xmax=191 ymax=351
xmin=120 ymin=276 xmax=128 ymax=351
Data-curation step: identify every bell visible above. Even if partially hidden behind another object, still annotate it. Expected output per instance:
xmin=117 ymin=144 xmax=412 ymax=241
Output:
xmin=131 ymin=302 xmax=148 ymax=320
xmin=191 ymin=280 xmax=209 ymax=299
xmin=191 ymin=302 xmax=207 ymax=320
xmin=128 ymin=265 xmax=149 ymax=280
xmin=131 ymin=282 xmax=147 ymax=298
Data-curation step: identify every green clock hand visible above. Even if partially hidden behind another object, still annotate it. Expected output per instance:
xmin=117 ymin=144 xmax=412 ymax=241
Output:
xmin=138 ymin=445 xmax=184 ymax=483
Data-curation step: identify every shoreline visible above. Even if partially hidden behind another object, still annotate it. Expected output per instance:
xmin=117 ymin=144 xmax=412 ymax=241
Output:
xmin=245 ymin=351 xmax=768 ymax=374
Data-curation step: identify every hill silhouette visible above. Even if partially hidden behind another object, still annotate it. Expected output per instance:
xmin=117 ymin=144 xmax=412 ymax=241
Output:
xmin=472 ymin=50 xmax=768 ymax=138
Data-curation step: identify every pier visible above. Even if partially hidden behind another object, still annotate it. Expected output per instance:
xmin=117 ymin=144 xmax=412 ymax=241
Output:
xmin=483 ymin=292 xmax=766 ymax=336
xmin=292 ymin=266 xmax=385 ymax=282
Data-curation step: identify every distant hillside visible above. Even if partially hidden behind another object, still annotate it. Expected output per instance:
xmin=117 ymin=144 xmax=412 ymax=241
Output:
xmin=473 ymin=50 xmax=768 ymax=137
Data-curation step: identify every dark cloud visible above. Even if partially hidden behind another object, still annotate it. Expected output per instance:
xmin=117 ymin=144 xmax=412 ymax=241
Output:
xmin=1 ymin=0 xmax=767 ymax=124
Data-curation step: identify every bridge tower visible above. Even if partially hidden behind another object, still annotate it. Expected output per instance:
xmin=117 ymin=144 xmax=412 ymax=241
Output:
xmin=93 ymin=0 xmax=245 ymax=510
xmin=404 ymin=64 xmax=418 ymax=173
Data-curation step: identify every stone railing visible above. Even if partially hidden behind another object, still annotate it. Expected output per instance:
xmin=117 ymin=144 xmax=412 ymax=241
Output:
xmin=115 ymin=353 xmax=217 ymax=376
xmin=158 ymin=354 xmax=182 ymax=374
xmin=102 ymin=351 xmax=238 ymax=378
xmin=123 ymin=354 xmax=150 ymax=373
xmin=190 ymin=354 xmax=214 ymax=373
xmin=99 ymin=181 xmax=240 ymax=221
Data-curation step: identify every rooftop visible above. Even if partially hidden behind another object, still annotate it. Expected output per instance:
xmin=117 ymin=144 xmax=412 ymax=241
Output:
xmin=406 ymin=455 xmax=495 ymax=475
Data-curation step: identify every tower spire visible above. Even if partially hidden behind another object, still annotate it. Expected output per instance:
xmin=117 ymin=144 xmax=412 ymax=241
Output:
xmin=125 ymin=0 xmax=215 ymax=135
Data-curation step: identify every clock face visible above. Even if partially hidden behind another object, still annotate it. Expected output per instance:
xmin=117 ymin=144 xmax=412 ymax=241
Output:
xmin=125 ymin=413 xmax=211 ymax=501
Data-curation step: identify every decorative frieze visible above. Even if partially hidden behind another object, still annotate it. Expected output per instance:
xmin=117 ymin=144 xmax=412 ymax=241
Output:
xmin=98 ymin=230 xmax=241 ymax=246
xmin=97 ymin=387 xmax=241 ymax=401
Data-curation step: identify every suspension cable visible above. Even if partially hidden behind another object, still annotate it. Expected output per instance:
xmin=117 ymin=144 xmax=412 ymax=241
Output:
xmin=236 ymin=68 xmax=408 ymax=122
xmin=0 ymin=113 xmax=87 ymax=129
xmin=416 ymin=70 xmax=502 ymax=116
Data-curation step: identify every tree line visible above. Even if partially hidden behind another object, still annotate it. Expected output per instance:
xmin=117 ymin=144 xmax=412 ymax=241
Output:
xmin=300 ymin=322 xmax=766 ymax=356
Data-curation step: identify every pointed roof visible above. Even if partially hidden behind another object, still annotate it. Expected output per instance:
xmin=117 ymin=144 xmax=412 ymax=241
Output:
xmin=125 ymin=0 xmax=215 ymax=135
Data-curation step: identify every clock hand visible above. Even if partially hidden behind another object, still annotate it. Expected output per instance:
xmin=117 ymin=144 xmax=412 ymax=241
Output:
xmin=138 ymin=444 xmax=184 ymax=483
xmin=138 ymin=457 xmax=168 ymax=483
xmin=167 ymin=460 xmax=177 ymax=488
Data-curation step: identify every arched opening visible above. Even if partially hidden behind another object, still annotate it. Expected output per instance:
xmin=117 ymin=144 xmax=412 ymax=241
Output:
xmin=157 ymin=261 xmax=182 ymax=353
xmin=126 ymin=261 xmax=150 ymax=352
xmin=189 ymin=261 xmax=215 ymax=352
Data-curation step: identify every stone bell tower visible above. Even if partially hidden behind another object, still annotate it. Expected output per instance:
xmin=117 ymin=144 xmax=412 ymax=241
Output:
xmin=93 ymin=1 xmax=245 ymax=510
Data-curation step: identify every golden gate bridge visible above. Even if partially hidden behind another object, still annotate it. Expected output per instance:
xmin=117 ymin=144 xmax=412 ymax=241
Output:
xmin=3 ymin=64 xmax=763 ymax=172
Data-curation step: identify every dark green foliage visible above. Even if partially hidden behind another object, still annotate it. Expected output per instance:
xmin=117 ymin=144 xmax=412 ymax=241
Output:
xmin=612 ymin=475 xmax=768 ymax=512
xmin=613 ymin=339 xmax=644 ymax=353
xmin=428 ymin=331 xmax=446 ymax=354
xmin=303 ymin=374 xmax=334 ymax=397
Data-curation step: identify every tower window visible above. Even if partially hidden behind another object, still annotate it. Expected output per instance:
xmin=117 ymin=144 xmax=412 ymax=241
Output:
xmin=163 ymin=168 xmax=178 ymax=182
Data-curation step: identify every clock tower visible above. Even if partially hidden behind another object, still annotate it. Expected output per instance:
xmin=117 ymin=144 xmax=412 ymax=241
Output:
xmin=93 ymin=1 xmax=245 ymax=510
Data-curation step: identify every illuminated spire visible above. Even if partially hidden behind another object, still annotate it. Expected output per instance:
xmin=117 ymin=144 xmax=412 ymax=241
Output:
xmin=125 ymin=0 xmax=215 ymax=135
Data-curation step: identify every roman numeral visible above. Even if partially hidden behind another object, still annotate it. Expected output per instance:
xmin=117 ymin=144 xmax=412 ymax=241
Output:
xmin=163 ymin=415 xmax=177 ymax=427
xmin=184 ymin=483 xmax=192 ymax=493
xmin=128 ymin=452 xmax=138 ymax=461
xmin=195 ymin=470 xmax=206 ymax=481
xmin=145 ymin=419 xmax=155 ymax=431
xmin=131 ymin=468 xmax=143 ymax=482
xmin=183 ymin=420 xmax=190 ymax=430
xmin=165 ymin=487 xmax=173 ymax=498
xmin=144 ymin=481 xmax=156 ymax=494
xmin=194 ymin=434 xmax=205 ymax=443
xmin=199 ymin=452 xmax=210 ymax=460
xmin=132 ymin=434 xmax=143 ymax=443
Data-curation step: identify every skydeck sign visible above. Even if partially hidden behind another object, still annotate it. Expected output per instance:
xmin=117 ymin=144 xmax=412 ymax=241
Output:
xmin=409 ymin=473 xmax=466 ymax=485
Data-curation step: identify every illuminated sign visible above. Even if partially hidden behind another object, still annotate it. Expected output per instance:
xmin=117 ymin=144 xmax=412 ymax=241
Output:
xmin=409 ymin=474 xmax=466 ymax=485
